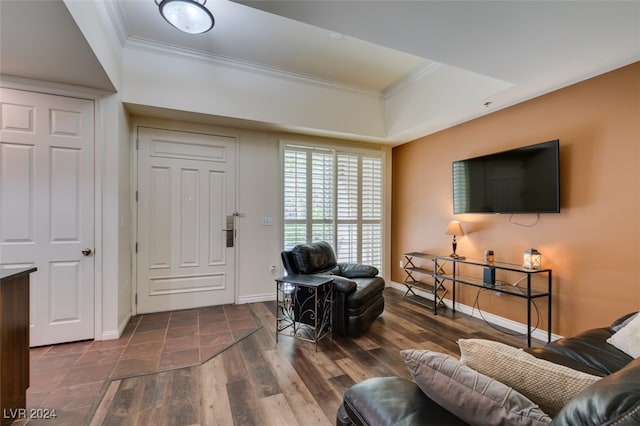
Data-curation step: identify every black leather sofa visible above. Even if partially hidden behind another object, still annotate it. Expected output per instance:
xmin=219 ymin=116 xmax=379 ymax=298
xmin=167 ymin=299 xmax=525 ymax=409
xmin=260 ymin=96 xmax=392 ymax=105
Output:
xmin=281 ymin=241 xmax=385 ymax=338
xmin=337 ymin=312 xmax=640 ymax=425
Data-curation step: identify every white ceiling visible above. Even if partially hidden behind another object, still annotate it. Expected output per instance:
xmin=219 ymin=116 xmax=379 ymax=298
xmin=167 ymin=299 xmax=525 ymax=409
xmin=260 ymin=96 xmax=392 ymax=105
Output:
xmin=241 ymin=1 xmax=640 ymax=88
xmin=116 ymin=0 xmax=433 ymax=93
xmin=1 ymin=0 xmax=639 ymax=143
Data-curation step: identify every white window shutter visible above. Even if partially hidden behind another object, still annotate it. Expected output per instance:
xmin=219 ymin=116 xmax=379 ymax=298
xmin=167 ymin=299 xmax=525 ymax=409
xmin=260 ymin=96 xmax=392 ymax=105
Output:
xmin=283 ymin=144 xmax=383 ymax=271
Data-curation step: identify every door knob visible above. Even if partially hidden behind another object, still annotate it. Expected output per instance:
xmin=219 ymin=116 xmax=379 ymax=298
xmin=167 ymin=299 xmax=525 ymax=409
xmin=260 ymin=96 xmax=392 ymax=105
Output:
xmin=82 ymin=248 xmax=92 ymax=257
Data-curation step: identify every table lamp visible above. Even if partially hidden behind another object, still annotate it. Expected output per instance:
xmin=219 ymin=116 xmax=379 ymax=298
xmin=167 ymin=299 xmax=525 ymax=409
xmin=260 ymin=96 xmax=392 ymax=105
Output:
xmin=445 ymin=221 xmax=465 ymax=259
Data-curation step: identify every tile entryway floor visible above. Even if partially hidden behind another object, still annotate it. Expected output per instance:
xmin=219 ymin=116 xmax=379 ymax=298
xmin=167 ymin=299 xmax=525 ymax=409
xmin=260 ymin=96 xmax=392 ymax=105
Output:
xmin=18 ymin=304 xmax=260 ymax=425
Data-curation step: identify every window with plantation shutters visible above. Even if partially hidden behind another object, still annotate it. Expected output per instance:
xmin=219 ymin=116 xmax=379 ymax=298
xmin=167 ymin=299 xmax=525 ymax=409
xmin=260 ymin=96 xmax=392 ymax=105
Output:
xmin=282 ymin=143 xmax=383 ymax=272
xmin=452 ymin=161 xmax=470 ymax=214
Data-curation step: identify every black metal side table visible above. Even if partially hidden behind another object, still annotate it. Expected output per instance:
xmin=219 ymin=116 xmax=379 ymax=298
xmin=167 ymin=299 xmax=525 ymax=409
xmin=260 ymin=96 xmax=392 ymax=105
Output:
xmin=275 ymin=274 xmax=333 ymax=351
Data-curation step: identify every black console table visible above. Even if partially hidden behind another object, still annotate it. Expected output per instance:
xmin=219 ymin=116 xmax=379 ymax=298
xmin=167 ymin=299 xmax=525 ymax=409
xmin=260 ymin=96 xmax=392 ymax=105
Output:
xmin=433 ymin=256 xmax=552 ymax=347
xmin=401 ymin=252 xmax=447 ymax=312
xmin=275 ymin=274 xmax=333 ymax=351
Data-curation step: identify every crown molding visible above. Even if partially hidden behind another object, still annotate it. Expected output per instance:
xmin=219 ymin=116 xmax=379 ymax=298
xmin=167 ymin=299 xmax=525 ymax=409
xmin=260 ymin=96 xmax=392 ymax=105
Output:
xmin=103 ymin=0 xmax=128 ymax=46
xmin=382 ymin=62 xmax=442 ymax=99
xmin=124 ymin=36 xmax=381 ymax=98
xmin=1 ymin=75 xmax=110 ymax=99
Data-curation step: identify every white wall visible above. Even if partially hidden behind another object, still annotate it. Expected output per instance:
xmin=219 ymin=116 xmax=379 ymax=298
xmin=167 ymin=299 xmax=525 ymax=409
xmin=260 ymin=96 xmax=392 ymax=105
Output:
xmin=235 ymin=131 xmax=284 ymax=302
xmin=118 ymin=43 xmax=394 ymax=308
xmin=122 ymin=45 xmax=387 ymax=141
xmin=95 ymin=92 xmax=132 ymax=340
xmin=117 ymin=99 xmax=132 ymax=334
xmin=57 ymin=1 xmax=393 ymax=339
xmin=63 ymin=0 xmax=122 ymax=90
xmin=63 ymin=0 xmax=132 ymax=339
xmin=383 ymin=64 xmax=512 ymax=140
xmin=235 ymin=129 xmax=391 ymax=301
xmin=128 ymin=118 xmax=390 ymax=304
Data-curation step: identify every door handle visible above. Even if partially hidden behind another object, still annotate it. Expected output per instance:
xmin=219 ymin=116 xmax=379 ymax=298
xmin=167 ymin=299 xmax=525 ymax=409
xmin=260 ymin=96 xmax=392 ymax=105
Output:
xmin=223 ymin=215 xmax=234 ymax=247
xmin=82 ymin=248 xmax=93 ymax=257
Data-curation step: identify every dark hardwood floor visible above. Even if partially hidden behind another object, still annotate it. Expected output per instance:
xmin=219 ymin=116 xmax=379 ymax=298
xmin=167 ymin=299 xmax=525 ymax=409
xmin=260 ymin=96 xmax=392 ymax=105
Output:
xmin=87 ymin=287 xmax=542 ymax=425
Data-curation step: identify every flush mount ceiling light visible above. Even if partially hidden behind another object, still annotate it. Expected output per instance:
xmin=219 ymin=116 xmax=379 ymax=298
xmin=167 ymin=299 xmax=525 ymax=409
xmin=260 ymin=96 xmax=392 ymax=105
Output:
xmin=156 ymin=0 xmax=214 ymax=34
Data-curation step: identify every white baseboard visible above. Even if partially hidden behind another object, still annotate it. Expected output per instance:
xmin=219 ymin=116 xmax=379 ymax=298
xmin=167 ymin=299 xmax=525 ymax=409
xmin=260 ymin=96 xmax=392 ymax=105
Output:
xmin=238 ymin=293 xmax=276 ymax=304
xmin=100 ymin=330 xmax=121 ymax=341
xmin=387 ymin=281 xmax=562 ymax=343
xmin=100 ymin=328 xmax=123 ymax=341
xmin=118 ymin=312 xmax=132 ymax=336
xmin=98 ymin=312 xmax=132 ymax=341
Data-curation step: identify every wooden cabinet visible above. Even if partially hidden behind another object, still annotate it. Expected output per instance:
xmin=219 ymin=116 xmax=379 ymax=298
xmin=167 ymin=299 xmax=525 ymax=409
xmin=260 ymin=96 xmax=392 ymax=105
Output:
xmin=0 ymin=268 xmax=35 ymax=425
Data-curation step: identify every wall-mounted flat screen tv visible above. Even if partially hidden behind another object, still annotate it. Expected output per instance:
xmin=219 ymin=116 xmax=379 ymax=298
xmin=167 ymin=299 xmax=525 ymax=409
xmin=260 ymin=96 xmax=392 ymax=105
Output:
xmin=452 ymin=140 xmax=560 ymax=214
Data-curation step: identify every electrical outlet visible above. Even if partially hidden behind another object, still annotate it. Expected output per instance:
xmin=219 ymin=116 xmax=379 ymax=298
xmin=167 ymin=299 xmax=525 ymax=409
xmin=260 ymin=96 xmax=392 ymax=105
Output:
xmin=270 ymin=265 xmax=277 ymax=274
xmin=399 ymin=260 xmax=404 ymax=268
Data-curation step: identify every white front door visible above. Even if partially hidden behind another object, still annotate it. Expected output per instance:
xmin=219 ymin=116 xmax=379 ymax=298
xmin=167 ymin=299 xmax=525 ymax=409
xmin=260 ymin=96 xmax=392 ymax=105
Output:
xmin=0 ymin=88 xmax=95 ymax=347
xmin=136 ymin=127 xmax=236 ymax=314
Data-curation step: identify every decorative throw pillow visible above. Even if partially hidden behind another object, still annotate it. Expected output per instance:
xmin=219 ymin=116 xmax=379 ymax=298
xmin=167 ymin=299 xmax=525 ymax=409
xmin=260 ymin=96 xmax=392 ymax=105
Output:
xmin=610 ymin=312 xmax=639 ymax=333
xmin=338 ymin=263 xmax=379 ymax=278
xmin=458 ymin=339 xmax=602 ymax=417
xmin=607 ymin=313 xmax=640 ymax=358
xmin=401 ymin=349 xmax=551 ymax=426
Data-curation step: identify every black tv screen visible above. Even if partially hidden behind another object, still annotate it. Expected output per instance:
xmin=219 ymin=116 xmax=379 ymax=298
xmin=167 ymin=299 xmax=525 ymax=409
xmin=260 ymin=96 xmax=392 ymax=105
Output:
xmin=452 ymin=140 xmax=560 ymax=214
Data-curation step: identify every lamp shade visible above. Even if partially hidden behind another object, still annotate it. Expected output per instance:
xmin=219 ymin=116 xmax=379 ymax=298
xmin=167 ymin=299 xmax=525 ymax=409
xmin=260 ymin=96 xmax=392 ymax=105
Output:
xmin=523 ymin=248 xmax=542 ymax=270
xmin=445 ymin=221 xmax=465 ymax=236
xmin=158 ymin=0 xmax=214 ymax=34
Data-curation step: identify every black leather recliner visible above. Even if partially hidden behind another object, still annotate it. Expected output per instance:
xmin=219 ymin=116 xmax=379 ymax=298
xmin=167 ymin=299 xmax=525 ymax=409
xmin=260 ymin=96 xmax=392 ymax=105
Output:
xmin=281 ymin=241 xmax=385 ymax=338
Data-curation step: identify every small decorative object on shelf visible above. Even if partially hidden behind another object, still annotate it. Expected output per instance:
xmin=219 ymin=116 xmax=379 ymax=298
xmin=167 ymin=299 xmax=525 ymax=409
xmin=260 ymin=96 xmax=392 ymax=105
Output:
xmin=444 ymin=221 xmax=465 ymax=259
xmin=484 ymin=250 xmax=494 ymax=263
xmin=523 ymin=248 xmax=542 ymax=270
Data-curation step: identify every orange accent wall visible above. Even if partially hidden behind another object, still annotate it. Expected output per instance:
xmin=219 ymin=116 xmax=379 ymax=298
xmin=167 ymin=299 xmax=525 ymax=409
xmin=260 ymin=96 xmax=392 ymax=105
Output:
xmin=392 ymin=62 xmax=640 ymax=337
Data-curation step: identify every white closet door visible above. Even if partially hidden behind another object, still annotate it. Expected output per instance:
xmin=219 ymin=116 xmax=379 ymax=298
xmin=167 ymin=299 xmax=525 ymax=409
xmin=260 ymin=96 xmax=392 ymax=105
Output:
xmin=0 ymin=88 xmax=95 ymax=346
